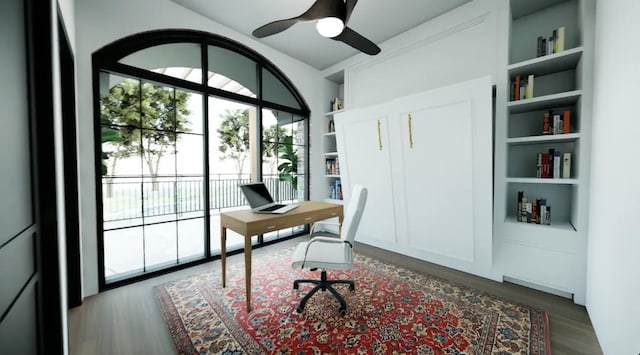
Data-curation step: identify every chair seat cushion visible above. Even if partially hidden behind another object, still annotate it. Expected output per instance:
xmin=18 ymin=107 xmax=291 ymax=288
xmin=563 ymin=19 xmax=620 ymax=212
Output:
xmin=291 ymin=240 xmax=352 ymax=270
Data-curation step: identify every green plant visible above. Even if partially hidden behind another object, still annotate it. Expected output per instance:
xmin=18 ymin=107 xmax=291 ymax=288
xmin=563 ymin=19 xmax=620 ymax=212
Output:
xmin=277 ymin=135 xmax=298 ymax=190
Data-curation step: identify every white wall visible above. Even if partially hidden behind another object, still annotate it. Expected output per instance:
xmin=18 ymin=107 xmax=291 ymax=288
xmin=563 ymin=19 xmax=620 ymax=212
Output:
xmin=58 ymin=0 xmax=75 ymax=52
xmin=587 ymin=1 xmax=640 ymax=354
xmin=75 ymin=0 xmax=325 ymax=296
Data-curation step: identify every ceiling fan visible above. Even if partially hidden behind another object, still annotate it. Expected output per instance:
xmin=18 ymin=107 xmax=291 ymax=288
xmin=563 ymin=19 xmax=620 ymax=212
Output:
xmin=252 ymin=0 xmax=381 ymax=55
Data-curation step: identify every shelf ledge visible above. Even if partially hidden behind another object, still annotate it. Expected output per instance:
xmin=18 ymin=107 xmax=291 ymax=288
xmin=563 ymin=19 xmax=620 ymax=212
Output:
xmin=507 ymin=90 xmax=582 ymax=114
xmin=508 ymin=47 xmax=583 ymax=77
xmin=507 ymin=177 xmax=578 ymax=185
xmin=324 ymin=109 xmax=344 ymax=116
xmin=507 ymin=133 xmax=580 ymax=145
xmin=504 ymin=216 xmax=577 ymax=232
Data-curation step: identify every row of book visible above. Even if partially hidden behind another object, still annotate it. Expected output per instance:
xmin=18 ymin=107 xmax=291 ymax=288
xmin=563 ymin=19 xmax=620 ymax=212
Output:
xmin=543 ymin=110 xmax=571 ymax=135
xmin=510 ymin=74 xmax=534 ymax=101
xmin=517 ymin=191 xmax=551 ymax=225
xmin=537 ymin=26 xmax=565 ymax=57
xmin=537 ymin=150 xmax=571 ymax=179
xmin=325 ymin=158 xmax=340 ymax=175
xmin=329 ymin=180 xmax=343 ymax=200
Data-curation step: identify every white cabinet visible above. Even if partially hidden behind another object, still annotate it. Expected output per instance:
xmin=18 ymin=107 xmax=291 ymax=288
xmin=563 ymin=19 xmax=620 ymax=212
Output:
xmin=334 ymin=106 xmax=397 ymax=249
xmin=335 ymin=76 xmax=495 ymax=280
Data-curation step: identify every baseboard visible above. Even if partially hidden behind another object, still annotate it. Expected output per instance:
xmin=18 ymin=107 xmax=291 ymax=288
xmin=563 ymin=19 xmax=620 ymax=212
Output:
xmin=503 ymin=276 xmax=573 ymax=300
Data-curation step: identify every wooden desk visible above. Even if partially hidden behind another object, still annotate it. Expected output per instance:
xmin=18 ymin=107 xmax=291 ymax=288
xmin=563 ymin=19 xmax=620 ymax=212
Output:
xmin=220 ymin=201 xmax=343 ymax=312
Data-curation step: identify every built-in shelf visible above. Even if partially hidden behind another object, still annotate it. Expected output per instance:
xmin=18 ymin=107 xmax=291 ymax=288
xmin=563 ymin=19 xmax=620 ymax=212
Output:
xmin=508 ymin=47 xmax=583 ymax=76
xmin=323 ymin=132 xmax=336 ymax=137
xmin=506 ymin=177 xmax=578 ymax=185
xmin=505 ymin=216 xmax=577 ymax=232
xmin=507 ymin=90 xmax=582 ymax=114
xmin=324 ymin=152 xmax=338 ymax=156
xmin=507 ymin=133 xmax=580 ymax=144
xmin=324 ymin=109 xmax=344 ymax=116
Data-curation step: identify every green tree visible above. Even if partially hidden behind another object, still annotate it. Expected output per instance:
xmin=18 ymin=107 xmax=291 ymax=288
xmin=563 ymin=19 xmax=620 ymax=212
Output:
xmin=217 ymin=109 xmax=250 ymax=178
xmin=277 ymin=135 xmax=299 ymax=191
xmin=100 ymin=79 xmax=191 ymax=188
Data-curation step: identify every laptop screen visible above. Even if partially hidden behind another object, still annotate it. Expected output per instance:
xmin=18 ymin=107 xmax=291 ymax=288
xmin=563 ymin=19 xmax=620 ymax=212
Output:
xmin=239 ymin=183 xmax=275 ymax=209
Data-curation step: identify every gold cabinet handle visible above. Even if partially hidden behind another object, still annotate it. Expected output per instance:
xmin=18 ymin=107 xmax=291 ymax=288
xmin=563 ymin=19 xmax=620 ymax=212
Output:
xmin=377 ymin=119 xmax=382 ymax=151
xmin=408 ymin=114 xmax=414 ymax=149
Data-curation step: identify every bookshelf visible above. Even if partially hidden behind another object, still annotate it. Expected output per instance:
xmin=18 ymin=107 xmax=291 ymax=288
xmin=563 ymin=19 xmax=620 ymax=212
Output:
xmin=322 ymin=70 xmax=344 ymax=204
xmin=323 ymin=111 xmax=343 ymax=202
xmin=495 ymin=0 xmax=595 ymax=304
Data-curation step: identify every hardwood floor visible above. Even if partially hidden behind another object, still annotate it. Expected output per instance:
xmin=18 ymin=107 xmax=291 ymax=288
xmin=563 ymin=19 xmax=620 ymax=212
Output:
xmin=68 ymin=237 xmax=603 ymax=355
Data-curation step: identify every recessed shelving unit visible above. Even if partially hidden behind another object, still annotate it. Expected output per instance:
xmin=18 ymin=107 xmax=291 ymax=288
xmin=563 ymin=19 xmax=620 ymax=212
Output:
xmin=495 ymin=0 xmax=595 ymax=305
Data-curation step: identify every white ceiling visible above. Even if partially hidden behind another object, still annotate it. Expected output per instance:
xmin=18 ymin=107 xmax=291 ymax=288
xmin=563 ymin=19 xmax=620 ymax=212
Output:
xmin=170 ymin=0 xmax=472 ymax=70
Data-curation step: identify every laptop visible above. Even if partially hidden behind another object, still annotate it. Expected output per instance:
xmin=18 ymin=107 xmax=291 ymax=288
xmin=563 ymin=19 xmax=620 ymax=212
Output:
xmin=239 ymin=182 xmax=299 ymax=214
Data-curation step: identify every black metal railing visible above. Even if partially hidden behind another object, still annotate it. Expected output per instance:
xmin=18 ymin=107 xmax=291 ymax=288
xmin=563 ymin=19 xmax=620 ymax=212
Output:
xmin=101 ymin=174 xmax=298 ymax=222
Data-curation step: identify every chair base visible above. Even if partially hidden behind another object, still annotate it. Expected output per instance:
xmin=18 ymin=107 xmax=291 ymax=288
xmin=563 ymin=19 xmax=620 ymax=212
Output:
xmin=293 ymin=270 xmax=354 ymax=314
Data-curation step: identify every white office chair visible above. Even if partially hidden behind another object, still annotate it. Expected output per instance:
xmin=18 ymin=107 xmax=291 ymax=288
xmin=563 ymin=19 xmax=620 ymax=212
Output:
xmin=291 ymin=184 xmax=368 ymax=314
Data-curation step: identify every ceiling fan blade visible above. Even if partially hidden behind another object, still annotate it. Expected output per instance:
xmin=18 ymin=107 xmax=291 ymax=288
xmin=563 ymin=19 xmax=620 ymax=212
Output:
xmin=253 ymin=0 xmax=341 ymax=38
xmin=332 ymin=27 xmax=381 ymax=55
xmin=252 ymin=18 xmax=302 ymax=38
xmin=344 ymin=0 xmax=358 ymax=24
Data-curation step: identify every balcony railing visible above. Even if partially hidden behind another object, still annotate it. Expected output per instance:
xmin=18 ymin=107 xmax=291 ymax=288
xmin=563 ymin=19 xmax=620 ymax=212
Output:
xmin=101 ymin=174 xmax=298 ymax=223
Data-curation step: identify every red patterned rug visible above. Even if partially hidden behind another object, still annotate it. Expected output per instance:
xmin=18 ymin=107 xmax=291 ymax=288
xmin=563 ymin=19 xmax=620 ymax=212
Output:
xmin=155 ymin=248 xmax=551 ymax=354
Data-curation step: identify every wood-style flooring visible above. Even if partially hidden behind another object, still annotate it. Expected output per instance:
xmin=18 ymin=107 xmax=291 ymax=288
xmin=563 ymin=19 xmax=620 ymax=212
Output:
xmin=68 ymin=237 xmax=603 ymax=355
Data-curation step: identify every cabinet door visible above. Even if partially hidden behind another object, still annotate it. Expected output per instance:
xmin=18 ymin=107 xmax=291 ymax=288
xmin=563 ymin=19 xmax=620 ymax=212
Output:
xmin=390 ymin=76 xmax=494 ymax=279
xmin=334 ymin=109 xmax=397 ymax=248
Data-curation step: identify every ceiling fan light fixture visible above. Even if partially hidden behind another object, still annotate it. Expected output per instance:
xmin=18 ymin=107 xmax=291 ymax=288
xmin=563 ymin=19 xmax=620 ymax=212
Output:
xmin=316 ymin=17 xmax=344 ymax=37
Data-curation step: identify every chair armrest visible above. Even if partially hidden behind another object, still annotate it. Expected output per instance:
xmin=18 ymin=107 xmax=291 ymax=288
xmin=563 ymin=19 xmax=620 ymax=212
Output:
xmin=310 ymin=221 xmax=341 ymax=235
xmin=300 ymin=236 xmax=350 ymax=268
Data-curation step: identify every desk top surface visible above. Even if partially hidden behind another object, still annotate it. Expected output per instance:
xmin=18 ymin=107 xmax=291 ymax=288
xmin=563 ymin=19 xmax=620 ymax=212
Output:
xmin=220 ymin=200 xmax=342 ymax=223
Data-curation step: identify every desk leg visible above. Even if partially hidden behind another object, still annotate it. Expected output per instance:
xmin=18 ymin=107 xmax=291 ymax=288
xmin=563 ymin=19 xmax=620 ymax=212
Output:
xmin=220 ymin=225 xmax=226 ymax=288
xmin=244 ymin=234 xmax=252 ymax=312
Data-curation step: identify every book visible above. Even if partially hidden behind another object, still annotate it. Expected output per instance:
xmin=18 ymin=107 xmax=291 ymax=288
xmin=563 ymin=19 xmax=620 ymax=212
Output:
xmin=520 ymin=80 xmax=526 ymax=100
xmin=525 ymin=74 xmax=534 ymax=99
xmin=537 ymin=36 xmax=543 ymax=57
xmin=563 ymin=110 xmax=570 ymax=134
xmin=553 ymin=150 xmax=561 ymax=179
xmin=556 ymin=26 xmax=565 ymax=53
xmin=536 ymin=153 xmax=543 ymax=178
xmin=542 ymin=111 xmax=551 ymax=134
xmin=562 ymin=152 xmax=571 ymax=178
xmin=553 ymin=113 xmax=561 ymax=134
xmin=541 ymin=153 xmax=550 ymax=178
xmin=517 ymin=191 xmax=524 ymax=222
xmin=545 ymin=206 xmax=551 ymax=225
xmin=514 ymin=75 xmax=520 ymax=101
xmin=548 ymin=36 xmax=554 ymax=54
xmin=548 ymin=149 xmax=555 ymax=177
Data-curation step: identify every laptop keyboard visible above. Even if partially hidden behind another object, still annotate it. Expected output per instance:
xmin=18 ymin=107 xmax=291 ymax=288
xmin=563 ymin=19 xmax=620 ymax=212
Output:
xmin=260 ymin=204 xmax=285 ymax=211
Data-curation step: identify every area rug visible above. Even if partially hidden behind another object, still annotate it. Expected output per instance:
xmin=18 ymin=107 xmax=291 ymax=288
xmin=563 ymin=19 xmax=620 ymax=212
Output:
xmin=154 ymin=248 xmax=551 ymax=354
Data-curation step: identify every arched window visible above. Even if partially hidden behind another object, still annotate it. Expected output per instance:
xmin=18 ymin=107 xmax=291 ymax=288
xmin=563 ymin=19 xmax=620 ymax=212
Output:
xmin=94 ymin=30 xmax=310 ymax=288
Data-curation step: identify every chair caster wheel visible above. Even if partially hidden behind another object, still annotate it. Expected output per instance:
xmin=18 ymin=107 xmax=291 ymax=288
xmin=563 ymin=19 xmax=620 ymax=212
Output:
xmin=348 ymin=284 xmax=355 ymax=291
xmin=296 ymin=306 xmax=303 ymax=313
xmin=339 ymin=307 xmax=347 ymax=315
xmin=293 ymin=282 xmax=299 ymax=290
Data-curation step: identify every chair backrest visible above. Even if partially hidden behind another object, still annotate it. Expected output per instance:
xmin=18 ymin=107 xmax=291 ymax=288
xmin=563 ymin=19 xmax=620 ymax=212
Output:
xmin=340 ymin=184 xmax=368 ymax=245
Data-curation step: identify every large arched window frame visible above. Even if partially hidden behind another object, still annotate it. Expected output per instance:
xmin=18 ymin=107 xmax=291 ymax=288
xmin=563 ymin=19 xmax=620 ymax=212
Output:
xmin=93 ymin=30 xmax=310 ymax=289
